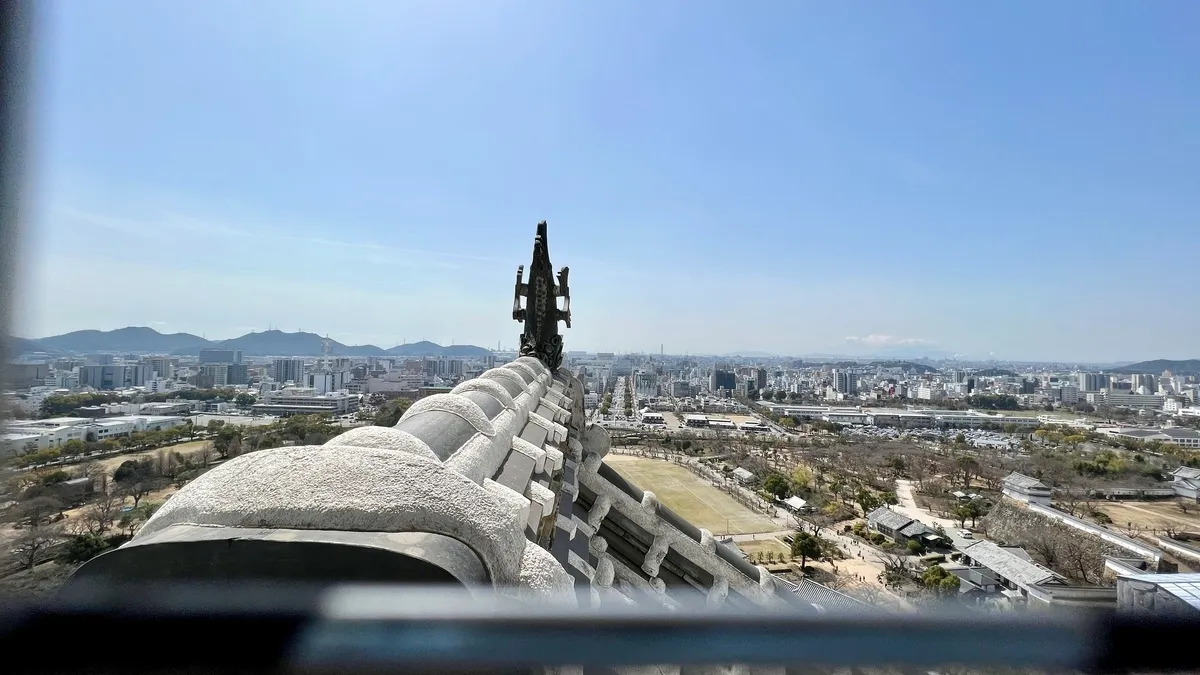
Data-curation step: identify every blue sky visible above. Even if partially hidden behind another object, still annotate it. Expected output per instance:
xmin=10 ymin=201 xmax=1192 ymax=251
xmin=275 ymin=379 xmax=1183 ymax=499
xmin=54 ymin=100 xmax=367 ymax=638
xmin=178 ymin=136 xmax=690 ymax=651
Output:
xmin=16 ymin=1 xmax=1199 ymax=362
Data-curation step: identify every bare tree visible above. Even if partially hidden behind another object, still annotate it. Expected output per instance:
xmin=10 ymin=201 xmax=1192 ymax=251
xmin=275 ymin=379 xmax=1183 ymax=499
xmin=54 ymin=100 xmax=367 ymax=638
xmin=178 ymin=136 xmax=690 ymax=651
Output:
xmin=154 ymin=449 xmax=182 ymax=478
xmin=956 ymin=455 xmax=980 ymax=488
xmin=12 ymin=495 xmax=62 ymax=529
xmin=10 ymin=522 xmax=62 ymax=571
xmin=76 ymin=491 xmax=124 ymax=535
xmin=1059 ymin=537 xmax=1101 ymax=585
xmin=854 ymin=584 xmax=885 ymax=606
xmin=118 ymin=505 xmax=152 ymax=538
xmin=978 ymin=465 xmax=1005 ymax=491
xmin=872 ymin=550 xmax=912 ymax=590
xmin=1057 ymin=489 xmax=1083 ymax=517
xmin=1023 ymin=525 xmax=1060 ymax=569
xmin=123 ymin=478 xmax=162 ymax=508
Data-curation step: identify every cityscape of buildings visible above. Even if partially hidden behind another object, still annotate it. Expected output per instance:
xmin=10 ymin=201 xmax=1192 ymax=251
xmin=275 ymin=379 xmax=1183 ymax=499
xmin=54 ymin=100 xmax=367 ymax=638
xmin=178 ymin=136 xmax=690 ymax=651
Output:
xmin=4 ymin=341 xmax=1200 ymax=463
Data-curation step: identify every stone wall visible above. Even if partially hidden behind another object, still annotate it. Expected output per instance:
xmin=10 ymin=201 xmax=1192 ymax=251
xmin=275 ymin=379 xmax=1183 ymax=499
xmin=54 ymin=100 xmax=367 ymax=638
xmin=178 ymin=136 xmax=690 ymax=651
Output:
xmin=981 ymin=500 xmax=1124 ymax=585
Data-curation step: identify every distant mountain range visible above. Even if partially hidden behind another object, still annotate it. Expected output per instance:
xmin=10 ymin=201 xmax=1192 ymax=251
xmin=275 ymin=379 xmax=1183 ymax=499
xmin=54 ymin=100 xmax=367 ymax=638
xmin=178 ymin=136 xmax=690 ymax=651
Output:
xmin=1109 ymin=359 xmax=1200 ymax=375
xmin=9 ymin=327 xmax=492 ymax=358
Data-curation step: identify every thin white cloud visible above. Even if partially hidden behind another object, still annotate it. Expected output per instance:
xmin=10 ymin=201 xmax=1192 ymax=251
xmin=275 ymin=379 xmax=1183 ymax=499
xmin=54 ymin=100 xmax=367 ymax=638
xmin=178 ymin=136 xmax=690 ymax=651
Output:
xmin=56 ymin=205 xmax=251 ymax=238
xmin=844 ymin=335 xmax=934 ymax=346
xmin=50 ymin=203 xmax=507 ymax=268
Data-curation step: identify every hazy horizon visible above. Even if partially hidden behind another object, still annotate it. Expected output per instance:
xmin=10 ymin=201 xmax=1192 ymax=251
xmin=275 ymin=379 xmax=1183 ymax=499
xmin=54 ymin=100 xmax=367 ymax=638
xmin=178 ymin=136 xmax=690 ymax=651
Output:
xmin=14 ymin=324 xmax=1194 ymax=366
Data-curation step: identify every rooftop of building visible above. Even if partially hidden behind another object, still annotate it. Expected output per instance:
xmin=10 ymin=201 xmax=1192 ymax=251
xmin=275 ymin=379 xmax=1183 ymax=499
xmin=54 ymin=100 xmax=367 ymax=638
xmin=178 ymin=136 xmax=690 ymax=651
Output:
xmin=866 ymin=506 xmax=913 ymax=531
xmin=1119 ymin=572 xmax=1200 ymax=613
xmin=1003 ymin=471 xmax=1050 ymax=490
xmin=961 ymin=540 xmax=1062 ymax=588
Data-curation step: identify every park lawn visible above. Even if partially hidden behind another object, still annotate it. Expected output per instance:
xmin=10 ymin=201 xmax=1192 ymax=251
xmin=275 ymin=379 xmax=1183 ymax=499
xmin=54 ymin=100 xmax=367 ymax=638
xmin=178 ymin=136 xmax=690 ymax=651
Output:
xmin=605 ymin=455 xmax=779 ymax=535
xmin=92 ymin=439 xmax=212 ymax=474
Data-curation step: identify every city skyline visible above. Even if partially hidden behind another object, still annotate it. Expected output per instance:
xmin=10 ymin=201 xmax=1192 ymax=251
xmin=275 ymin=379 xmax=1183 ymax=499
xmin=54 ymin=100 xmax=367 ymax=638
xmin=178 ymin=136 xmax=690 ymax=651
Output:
xmin=10 ymin=323 xmax=1197 ymax=368
xmin=15 ymin=1 xmax=1199 ymax=362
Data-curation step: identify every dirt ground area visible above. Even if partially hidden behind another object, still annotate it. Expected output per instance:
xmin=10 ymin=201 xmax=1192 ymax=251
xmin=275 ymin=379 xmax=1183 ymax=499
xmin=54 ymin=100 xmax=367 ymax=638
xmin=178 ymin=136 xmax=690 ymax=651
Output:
xmin=733 ymin=537 xmax=790 ymax=558
xmin=660 ymin=412 xmax=683 ymax=429
xmin=605 ymin=455 xmax=779 ymax=535
xmin=91 ymin=440 xmax=211 ymax=474
xmin=1095 ymin=500 xmax=1200 ymax=535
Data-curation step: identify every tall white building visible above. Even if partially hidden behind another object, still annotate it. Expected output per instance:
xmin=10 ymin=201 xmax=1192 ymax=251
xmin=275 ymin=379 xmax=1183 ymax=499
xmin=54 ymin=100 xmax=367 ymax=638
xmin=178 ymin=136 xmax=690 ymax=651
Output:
xmin=1078 ymin=372 xmax=1110 ymax=392
xmin=1131 ymin=374 xmax=1157 ymax=393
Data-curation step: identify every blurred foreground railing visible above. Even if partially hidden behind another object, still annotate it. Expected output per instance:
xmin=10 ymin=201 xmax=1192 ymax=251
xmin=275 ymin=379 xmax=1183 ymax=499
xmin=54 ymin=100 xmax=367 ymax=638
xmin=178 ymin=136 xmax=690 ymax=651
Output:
xmin=1 ymin=583 xmax=1196 ymax=674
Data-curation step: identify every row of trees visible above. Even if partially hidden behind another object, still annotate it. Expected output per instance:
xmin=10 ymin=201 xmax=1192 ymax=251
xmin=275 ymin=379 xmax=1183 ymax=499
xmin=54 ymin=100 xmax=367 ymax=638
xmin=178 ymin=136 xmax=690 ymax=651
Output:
xmin=748 ymin=389 xmax=796 ymax=403
xmin=40 ymin=388 xmax=257 ymax=418
xmin=8 ymin=420 xmax=205 ymax=469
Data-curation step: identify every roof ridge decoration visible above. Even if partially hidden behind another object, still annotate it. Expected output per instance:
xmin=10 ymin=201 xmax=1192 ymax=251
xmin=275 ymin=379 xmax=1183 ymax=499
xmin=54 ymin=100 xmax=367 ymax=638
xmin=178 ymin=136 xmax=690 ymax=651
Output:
xmin=513 ymin=221 xmax=570 ymax=372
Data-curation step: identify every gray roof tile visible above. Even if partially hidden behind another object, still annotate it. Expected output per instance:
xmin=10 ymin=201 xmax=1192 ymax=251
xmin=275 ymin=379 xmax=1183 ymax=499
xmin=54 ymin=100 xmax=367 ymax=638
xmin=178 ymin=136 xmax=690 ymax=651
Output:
xmin=962 ymin=540 xmax=1061 ymax=588
xmin=1003 ymin=472 xmax=1048 ymax=490
xmin=866 ymin=506 xmax=913 ymax=531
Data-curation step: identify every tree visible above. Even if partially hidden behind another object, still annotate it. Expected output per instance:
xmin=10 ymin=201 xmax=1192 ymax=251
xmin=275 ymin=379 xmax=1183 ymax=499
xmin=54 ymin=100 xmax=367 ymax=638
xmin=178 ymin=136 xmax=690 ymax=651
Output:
xmin=955 ymin=432 xmax=967 ymax=446
xmin=75 ymin=491 xmax=123 ymax=535
xmin=774 ymin=390 xmax=787 ymax=403
xmin=372 ymin=398 xmax=412 ymax=427
xmin=1023 ymin=524 xmax=1061 ymax=568
xmin=921 ymin=564 xmax=960 ymax=597
xmin=747 ymin=389 xmax=760 ymax=401
xmin=113 ymin=459 xmax=162 ymax=507
xmin=952 ymin=504 xmax=971 ymax=528
xmin=873 ymin=551 xmax=911 ymax=589
xmin=907 ymin=539 xmax=925 ymax=555
xmin=962 ymin=500 xmax=984 ymax=527
xmin=763 ymin=473 xmax=791 ymax=499
xmin=13 ymin=495 xmax=62 ymax=529
xmin=791 ymin=532 xmax=822 ymax=570
xmin=779 ymin=417 xmax=795 ymax=429
xmin=154 ymin=449 xmax=183 ymax=478
xmin=193 ymin=442 xmax=215 ymax=468
xmin=212 ymin=426 xmax=244 ymax=459
xmin=59 ymin=533 xmax=114 ymax=564
xmin=955 ymin=455 xmax=979 ymax=487
xmin=790 ymin=466 xmax=812 ymax=492
xmin=119 ymin=503 xmax=158 ymax=537
xmin=855 ymin=489 xmax=881 ymax=515
xmin=39 ymin=470 xmax=70 ymax=486
xmin=10 ymin=522 xmax=62 ymax=570
xmin=234 ymin=393 xmax=256 ymax=407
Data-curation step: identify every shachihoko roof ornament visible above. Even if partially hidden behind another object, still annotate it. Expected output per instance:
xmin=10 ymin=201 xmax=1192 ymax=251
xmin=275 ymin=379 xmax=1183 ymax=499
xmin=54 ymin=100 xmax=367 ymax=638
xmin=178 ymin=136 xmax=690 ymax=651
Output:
xmin=512 ymin=221 xmax=570 ymax=372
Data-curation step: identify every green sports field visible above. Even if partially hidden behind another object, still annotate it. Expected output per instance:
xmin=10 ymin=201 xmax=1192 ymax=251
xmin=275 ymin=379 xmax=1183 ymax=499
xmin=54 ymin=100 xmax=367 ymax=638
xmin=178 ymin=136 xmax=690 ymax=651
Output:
xmin=604 ymin=455 xmax=778 ymax=535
